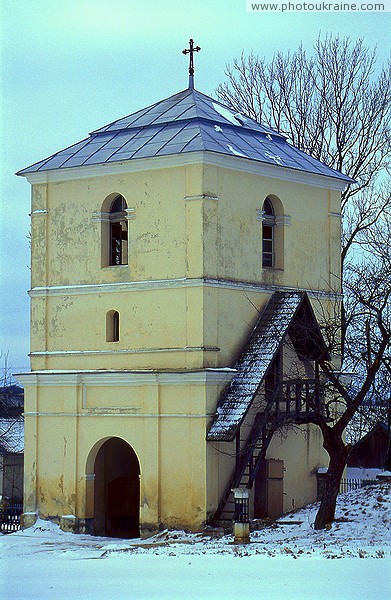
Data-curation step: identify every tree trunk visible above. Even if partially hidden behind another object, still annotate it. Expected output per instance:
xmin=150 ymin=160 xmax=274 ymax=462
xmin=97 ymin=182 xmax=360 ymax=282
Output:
xmin=314 ymin=427 xmax=350 ymax=530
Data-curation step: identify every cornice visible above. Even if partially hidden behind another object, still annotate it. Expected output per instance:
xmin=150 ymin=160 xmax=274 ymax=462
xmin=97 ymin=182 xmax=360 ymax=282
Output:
xmin=21 ymin=151 xmax=348 ymax=191
xmin=16 ymin=368 xmax=236 ymax=387
xmin=29 ymin=346 xmax=220 ymax=358
xmin=29 ymin=277 xmax=342 ymax=301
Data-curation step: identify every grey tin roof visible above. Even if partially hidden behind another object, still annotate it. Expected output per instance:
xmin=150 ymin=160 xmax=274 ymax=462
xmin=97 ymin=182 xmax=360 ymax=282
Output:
xmin=17 ymin=88 xmax=353 ymax=183
xmin=207 ymin=291 xmax=328 ymax=442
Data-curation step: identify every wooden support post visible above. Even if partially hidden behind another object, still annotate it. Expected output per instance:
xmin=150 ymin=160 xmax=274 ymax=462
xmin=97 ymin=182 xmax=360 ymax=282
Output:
xmin=295 ymin=382 xmax=301 ymax=415
xmin=235 ymin=430 xmax=241 ymax=483
xmin=315 ymin=361 xmax=320 ymax=410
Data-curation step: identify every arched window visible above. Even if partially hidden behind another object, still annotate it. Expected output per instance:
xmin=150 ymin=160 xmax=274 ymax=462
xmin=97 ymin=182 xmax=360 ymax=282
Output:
xmin=106 ymin=310 xmax=120 ymax=342
xmin=262 ymin=197 xmax=275 ymax=268
xmin=109 ymin=195 xmax=128 ymax=266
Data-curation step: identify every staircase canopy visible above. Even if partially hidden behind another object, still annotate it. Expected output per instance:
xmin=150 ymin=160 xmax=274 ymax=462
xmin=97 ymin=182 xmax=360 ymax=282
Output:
xmin=207 ymin=291 xmax=329 ymax=442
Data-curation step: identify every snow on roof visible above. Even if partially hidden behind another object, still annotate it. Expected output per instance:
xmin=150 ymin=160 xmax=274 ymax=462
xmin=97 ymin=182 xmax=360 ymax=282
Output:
xmin=227 ymin=144 xmax=248 ymax=157
xmin=212 ymin=102 xmax=246 ymax=126
xmin=17 ymin=87 xmax=354 ymax=184
xmin=0 ymin=418 xmax=24 ymax=454
xmin=207 ymin=292 xmax=305 ymax=442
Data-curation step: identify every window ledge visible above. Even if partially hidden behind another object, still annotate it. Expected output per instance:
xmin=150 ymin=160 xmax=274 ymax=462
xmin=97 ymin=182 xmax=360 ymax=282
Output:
xmin=102 ymin=264 xmax=129 ymax=269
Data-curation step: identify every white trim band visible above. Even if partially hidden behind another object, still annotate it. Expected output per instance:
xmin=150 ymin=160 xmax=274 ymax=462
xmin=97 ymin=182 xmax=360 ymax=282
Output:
xmin=30 ymin=209 xmax=48 ymax=216
xmin=24 ymin=411 xmax=215 ymax=418
xmin=184 ymin=194 xmax=219 ymax=201
xmin=29 ymin=346 xmax=220 ymax=358
xmin=28 ymin=277 xmax=342 ymax=300
xmin=256 ymin=210 xmax=291 ymax=225
xmin=15 ymin=369 xmax=236 ymax=387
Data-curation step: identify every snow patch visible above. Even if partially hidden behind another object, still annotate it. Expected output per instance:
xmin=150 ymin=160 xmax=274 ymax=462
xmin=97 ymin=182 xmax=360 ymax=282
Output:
xmin=212 ymin=103 xmax=243 ymax=126
xmin=264 ymin=151 xmax=283 ymax=165
xmin=234 ymin=113 xmax=248 ymax=124
xmin=25 ymin=518 xmax=69 ymax=536
xmin=227 ymin=144 xmax=248 ymax=158
xmin=214 ymin=125 xmax=223 ymax=132
xmin=1 ymin=484 xmax=390 ymax=599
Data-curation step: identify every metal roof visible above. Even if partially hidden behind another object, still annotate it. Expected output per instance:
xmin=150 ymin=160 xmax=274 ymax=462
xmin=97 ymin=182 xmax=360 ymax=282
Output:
xmin=17 ymin=88 xmax=353 ymax=183
xmin=206 ymin=291 xmax=328 ymax=442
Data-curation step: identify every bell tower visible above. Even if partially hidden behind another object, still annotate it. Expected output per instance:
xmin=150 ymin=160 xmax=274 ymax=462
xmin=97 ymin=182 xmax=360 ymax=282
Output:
xmin=17 ymin=48 xmax=351 ymax=535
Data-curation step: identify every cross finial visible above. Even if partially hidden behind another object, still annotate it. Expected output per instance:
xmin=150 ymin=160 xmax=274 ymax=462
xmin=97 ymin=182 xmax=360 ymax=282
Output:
xmin=182 ymin=38 xmax=201 ymax=89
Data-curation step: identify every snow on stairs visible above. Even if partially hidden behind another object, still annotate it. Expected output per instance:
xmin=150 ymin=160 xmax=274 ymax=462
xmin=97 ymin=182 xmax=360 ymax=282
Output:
xmin=212 ymin=390 xmax=280 ymax=525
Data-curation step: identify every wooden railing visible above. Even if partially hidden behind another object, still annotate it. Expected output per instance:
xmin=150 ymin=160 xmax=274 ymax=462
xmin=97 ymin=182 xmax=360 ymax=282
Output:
xmin=275 ymin=378 xmax=323 ymax=417
xmin=212 ymin=378 xmax=323 ymax=524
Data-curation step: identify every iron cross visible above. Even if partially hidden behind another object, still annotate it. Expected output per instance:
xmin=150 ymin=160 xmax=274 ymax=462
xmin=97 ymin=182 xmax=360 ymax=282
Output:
xmin=182 ymin=39 xmax=201 ymax=88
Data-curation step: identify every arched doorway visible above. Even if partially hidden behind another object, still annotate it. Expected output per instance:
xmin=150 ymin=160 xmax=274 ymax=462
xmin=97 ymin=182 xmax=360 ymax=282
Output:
xmin=92 ymin=438 xmax=140 ymax=538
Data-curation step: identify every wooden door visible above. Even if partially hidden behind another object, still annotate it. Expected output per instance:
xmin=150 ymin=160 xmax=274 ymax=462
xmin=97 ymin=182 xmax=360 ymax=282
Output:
xmin=254 ymin=458 xmax=284 ymax=518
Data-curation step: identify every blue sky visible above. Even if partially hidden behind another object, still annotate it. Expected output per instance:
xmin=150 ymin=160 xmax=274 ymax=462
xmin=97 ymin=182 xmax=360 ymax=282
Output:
xmin=0 ymin=0 xmax=390 ymax=377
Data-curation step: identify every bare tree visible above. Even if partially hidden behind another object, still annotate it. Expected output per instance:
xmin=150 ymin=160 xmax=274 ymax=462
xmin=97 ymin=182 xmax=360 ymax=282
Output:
xmin=217 ymin=36 xmax=391 ymax=278
xmin=217 ymin=36 xmax=391 ymax=528
xmin=217 ymin=37 xmax=390 ymax=206
xmin=311 ymin=251 xmax=391 ymax=528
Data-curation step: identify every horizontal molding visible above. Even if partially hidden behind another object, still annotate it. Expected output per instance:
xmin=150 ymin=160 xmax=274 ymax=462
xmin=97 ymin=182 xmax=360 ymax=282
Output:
xmin=16 ymin=369 xmax=236 ymax=387
xmin=91 ymin=211 xmax=110 ymax=223
xmin=92 ymin=208 xmax=136 ymax=223
xmin=24 ymin=412 xmax=215 ymax=418
xmin=256 ymin=210 xmax=291 ymax=225
xmin=29 ymin=277 xmax=342 ymax=300
xmin=125 ymin=208 xmax=136 ymax=220
xmin=275 ymin=215 xmax=292 ymax=226
xmin=184 ymin=194 xmax=219 ymax=201
xmin=30 ymin=209 xmax=48 ymax=216
xmin=20 ymin=151 xmax=348 ymax=191
xmin=29 ymin=346 xmax=220 ymax=357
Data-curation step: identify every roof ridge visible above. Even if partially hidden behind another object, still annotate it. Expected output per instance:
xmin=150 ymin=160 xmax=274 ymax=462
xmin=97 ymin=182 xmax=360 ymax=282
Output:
xmin=89 ymin=86 xmax=285 ymax=138
xmin=90 ymin=88 xmax=193 ymax=135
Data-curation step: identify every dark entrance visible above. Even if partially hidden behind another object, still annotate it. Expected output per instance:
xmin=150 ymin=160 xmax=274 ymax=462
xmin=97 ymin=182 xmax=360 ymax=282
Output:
xmin=93 ymin=437 xmax=140 ymax=538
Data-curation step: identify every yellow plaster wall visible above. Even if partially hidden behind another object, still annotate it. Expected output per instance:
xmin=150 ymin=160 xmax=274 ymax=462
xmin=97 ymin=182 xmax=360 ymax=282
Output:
xmin=202 ymin=163 xmax=341 ymax=291
xmin=25 ymin=154 xmax=342 ymax=531
xmin=21 ymin=375 xmax=218 ymax=531
xmin=266 ymin=424 xmax=326 ymax=513
xmin=29 ymin=159 xmax=341 ymax=373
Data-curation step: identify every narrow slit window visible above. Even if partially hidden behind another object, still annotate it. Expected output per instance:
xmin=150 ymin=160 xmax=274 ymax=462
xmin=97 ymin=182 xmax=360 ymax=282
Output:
xmin=106 ymin=310 xmax=120 ymax=342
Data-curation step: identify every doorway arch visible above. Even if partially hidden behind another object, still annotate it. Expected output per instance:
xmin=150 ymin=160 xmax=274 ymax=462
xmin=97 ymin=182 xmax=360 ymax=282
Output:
xmin=89 ymin=437 xmax=140 ymax=538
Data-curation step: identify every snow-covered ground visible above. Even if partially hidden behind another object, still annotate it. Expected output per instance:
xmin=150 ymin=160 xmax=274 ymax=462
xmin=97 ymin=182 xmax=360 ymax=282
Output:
xmin=1 ymin=483 xmax=390 ymax=600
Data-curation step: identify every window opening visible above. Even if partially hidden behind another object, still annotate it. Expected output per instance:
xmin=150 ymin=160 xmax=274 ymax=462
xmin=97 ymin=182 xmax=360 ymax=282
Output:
xmin=262 ymin=197 xmax=275 ymax=268
xmin=109 ymin=195 xmax=128 ymax=266
xmin=106 ymin=310 xmax=120 ymax=342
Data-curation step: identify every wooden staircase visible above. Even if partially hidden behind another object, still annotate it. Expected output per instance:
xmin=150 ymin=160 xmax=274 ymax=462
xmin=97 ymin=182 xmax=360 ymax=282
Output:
xmin=212 ymin=379 xmax=322 ymax=525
